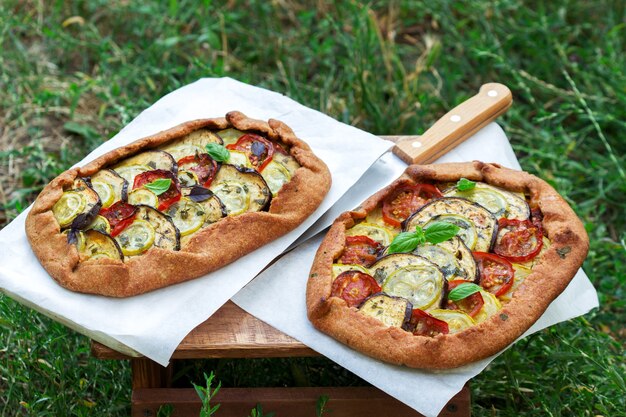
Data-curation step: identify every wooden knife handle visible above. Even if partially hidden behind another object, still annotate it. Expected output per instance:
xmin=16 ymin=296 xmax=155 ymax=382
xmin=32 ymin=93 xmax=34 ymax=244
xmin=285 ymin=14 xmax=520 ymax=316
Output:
xmin=392 ymin=83 xmax=512 ymax=165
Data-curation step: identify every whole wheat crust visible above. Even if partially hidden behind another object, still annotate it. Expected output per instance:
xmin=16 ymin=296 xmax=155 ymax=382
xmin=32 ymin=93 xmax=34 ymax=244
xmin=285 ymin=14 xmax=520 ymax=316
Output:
xmin=26 ymin=111 xmax=331 ymax=297
xmin=306 ymin=161 xmax=588 ymax=369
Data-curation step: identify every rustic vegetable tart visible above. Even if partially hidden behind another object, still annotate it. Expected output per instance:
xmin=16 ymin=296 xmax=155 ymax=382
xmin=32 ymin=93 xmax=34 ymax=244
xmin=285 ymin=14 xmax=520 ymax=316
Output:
xmin=307 ymin=161 xmax=588 ymax=369
xmin=26 ymin=111 xmax=331 ymax=297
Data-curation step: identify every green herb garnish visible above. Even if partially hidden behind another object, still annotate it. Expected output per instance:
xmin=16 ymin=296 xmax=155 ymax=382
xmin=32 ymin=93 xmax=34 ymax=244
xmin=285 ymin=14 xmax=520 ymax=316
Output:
xmin=387 ymin=221 xmax=460 ymax=254
xmin=144 ymin=178 xmax=172 ymax=196
xmin=206 ymin=143 xmax=230 ymax=162
xmin=448 ymin=282 xmax=482 ymax=301
xmin=456 ymin=178 xmax=476 ymax=191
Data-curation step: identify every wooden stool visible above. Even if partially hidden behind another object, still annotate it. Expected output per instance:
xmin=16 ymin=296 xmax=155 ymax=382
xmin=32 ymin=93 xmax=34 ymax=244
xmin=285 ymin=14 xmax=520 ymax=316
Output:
xmin=91 ymin=301 xmax=470 ymax=417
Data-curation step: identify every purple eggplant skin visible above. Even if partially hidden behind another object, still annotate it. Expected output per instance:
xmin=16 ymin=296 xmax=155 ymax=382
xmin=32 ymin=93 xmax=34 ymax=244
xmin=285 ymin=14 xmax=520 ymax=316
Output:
xmin=358 ymin=292 xmax=413 ymax=331
xmin=67 ymin=178 xmax=102 ymax=230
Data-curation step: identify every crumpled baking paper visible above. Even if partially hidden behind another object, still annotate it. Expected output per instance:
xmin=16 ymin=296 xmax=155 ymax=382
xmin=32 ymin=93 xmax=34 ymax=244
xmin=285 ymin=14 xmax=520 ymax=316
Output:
xmin=0 ymin=77 xmax=391 ymax=365
xmin=232 ymin=123 xmax=599 ymax=417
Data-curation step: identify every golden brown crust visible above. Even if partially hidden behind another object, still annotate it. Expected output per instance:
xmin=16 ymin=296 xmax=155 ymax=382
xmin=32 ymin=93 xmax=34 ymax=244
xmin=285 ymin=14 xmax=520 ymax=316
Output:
xmin=307 ymin=161 xmax=588 ymax=369
xmin=26 ymin=112 xmax=331 ymax=297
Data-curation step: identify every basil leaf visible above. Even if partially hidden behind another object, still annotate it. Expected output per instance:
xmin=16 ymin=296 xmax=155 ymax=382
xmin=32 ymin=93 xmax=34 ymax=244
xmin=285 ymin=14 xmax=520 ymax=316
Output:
xmin=187 ymin=185 xmax=213 ymax=202
xmin=144 ymin=178 xmax=172 ymax=196
xmin=424 ymin=221 xmax=460 ymax=244
xmin=457 ymin=178 xmax=476 ymax=191
xmin=205 ymin=143 xmax=230 ymax=162
xmin=448 ymin=283 xmax=482 ymax=301
xmin=388 ymin=228 xmax=425 ymax=254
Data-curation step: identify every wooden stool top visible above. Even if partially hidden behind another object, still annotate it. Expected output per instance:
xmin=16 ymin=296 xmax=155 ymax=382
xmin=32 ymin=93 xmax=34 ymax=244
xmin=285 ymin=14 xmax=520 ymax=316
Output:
xmin=91 ymin=300 xmax=317 ymax=360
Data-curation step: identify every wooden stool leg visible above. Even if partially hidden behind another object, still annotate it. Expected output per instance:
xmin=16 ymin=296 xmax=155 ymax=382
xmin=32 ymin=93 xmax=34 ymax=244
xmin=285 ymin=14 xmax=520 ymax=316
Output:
xmin=131 ymin=358 xmax=173 ymax=389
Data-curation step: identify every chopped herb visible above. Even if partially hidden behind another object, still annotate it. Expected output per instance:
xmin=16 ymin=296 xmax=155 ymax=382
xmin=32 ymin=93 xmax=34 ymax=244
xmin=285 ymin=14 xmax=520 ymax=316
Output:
xmin=557 ymin=246 xmax=571 ymax=259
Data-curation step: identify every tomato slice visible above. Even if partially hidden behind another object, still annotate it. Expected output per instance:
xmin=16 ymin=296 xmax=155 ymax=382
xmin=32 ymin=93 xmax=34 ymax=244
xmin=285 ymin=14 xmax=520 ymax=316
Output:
xmin=474 ymin=252 xmax=515 ymax=297
xmin=530 ymin=206 xmax=544 ymax=234
xmin=494 ymin=218 xmax=543 ymax=262
xmin=337 ymin=235 xmax=382 ymax=267
xmin=331 ymin=270 xmax=381 ymax=308
xmin=177 ymin=154 xmax=219 ymax=187
xmin=99 ymin=201 xmax=137 ymax=237
xmin=446 ymin=279 xmax=485 ymax=317
xmin=382 ymin=183 xmax=443 ymax=227
xmin=133 ymin=169 xmax=182 ymax=211
xmin=409 ymin=309 xmax=449 ymax=337
xmin=225 ymin=134 xmax=275 ymax=172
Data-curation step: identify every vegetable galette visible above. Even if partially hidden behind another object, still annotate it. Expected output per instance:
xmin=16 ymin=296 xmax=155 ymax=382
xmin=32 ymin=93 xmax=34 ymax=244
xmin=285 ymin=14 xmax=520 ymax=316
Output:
xmin=307 ymin=162 xmax=588 ymax=369
xmin=26 ymin=112 xmax=331 ymax=297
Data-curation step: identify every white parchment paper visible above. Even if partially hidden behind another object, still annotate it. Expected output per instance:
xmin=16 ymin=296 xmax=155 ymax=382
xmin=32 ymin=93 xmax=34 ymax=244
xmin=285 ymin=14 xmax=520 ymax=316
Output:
xmin=0 ymin=77 xmax=391 ymax=366
xmin=232 ymin=123 xmax=599 ymax=417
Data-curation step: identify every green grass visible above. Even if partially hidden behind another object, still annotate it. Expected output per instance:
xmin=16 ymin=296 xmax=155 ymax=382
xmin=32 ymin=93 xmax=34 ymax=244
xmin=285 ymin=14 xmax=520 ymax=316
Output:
xmin=1 ymin=0 xmax=624 ymax=415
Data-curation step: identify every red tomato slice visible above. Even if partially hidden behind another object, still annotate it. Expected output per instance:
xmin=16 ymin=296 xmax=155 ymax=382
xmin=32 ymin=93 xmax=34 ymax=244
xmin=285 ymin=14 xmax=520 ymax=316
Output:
xmin=178 ymin=154 xmax=219 ymax=187
xmin=530 ymin=206 xmax=544 ymax=234
xmin=382 ymin=183 xmax=443 ymax=227
xmin=494 ymin=218 xmax=543 ymax=262
xmin=99 ymin=201 xmax=137 ymax=237
xmin=474 ymin=252 xmax=514 ymax=297
xmin=446 ymin=279 xmax=485 ymax=317
xmin=331 ymin=270 xmax=381 ymax=308
xmin=337 ymin=235 xmax=382 ymax=267
xmin=409 ymin=309 xmax=449 ymax=337
xmin=133 ymin=169 xmax=182 ymax=211
xmin=225 ymin=133 xmax=275 ymax=171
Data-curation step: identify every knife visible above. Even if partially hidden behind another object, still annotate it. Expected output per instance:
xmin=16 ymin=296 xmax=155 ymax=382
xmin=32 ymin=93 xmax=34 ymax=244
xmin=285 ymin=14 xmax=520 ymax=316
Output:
xmin=292 ymin=82 xmax=512 ymax=247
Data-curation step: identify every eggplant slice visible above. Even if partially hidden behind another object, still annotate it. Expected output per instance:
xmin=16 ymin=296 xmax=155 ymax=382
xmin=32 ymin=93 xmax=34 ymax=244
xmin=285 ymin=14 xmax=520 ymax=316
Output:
xmin=405 ymin=197 xmax=497 ymax=252
xmin=53 ymin=178 xmax=101 ymax=229
xmin=90 ymin=169 xmax=128 ymax=207
xmin=79 ymin=229 xmax=123 ymax=261
xmin=412 ymin=236 xmax=477 ymax=282
xmin=115 ymin=205 xmax=180 ymax=257
xmin=443 ymin=182 xmax=530 ymax=220
xmin=358 ymin=293 xmax=412 ymax=329
xmin=370 ymin=253 xmax=445 ymax=311
xmin=209 ymin=164 xmax=271 ymax=215
xmin=112 ymin=150 xmax=177 ymax=185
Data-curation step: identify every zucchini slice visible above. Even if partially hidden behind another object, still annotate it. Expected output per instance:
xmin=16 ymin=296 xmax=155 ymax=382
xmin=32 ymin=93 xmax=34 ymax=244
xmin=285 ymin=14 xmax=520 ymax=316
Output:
xmin=216 ymin=128 xmax=245 ymax=146
xmin=346 ymin=222 xmax=395 ymax=246
xmin=113 ymin=150 xmax=177 ymax=183
xmin=272 ymin=152 xmax=300 ymax=177
xmin=261 ymin=160 xmax=291 ymax=196
xmin=86 ymin=215 xmax=111 ymax=235
xmin=53 ymin=178 xmax=101 ymax=229
xmin=473 ymin=290 xmax=502 ymax=323
xmin=90 ymin=169 xmax=128 ymax=207
xmin=331 ymin=264 xmax=369 ymax=280
xmin=79 ymin=229 xmax=123 ymax=261
xmin=227 ymin=150 xmax=252 ymax=168
xmin=127 ymin=188 xmax=159 ymax=208
xmin=115 ymin=205 xmax=180 ymax=256
xmin=413 ymin=237 xmax=477 ymax=282
xmin=370 ymin=254 xmax=445 ymax=311
xmin=165 ymin=198 xmax=207 ymax=237
xmin=209 ymin=164 xmax=271 ymax=215
xmin=358 ymin=293 xmax=412 ymax=329
xmin=428 ymin=309 xmax=475 ymax=334
xmin=405 ymin=197 xmax=497 ymax=252
xmin=443 ymin=182 xmax=530 ymax=220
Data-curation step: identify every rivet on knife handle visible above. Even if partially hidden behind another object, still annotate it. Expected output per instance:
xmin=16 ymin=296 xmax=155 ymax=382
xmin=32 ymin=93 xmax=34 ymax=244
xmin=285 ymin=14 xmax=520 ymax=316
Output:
xmin=392 ymin=83 xmax=513 ymax=165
